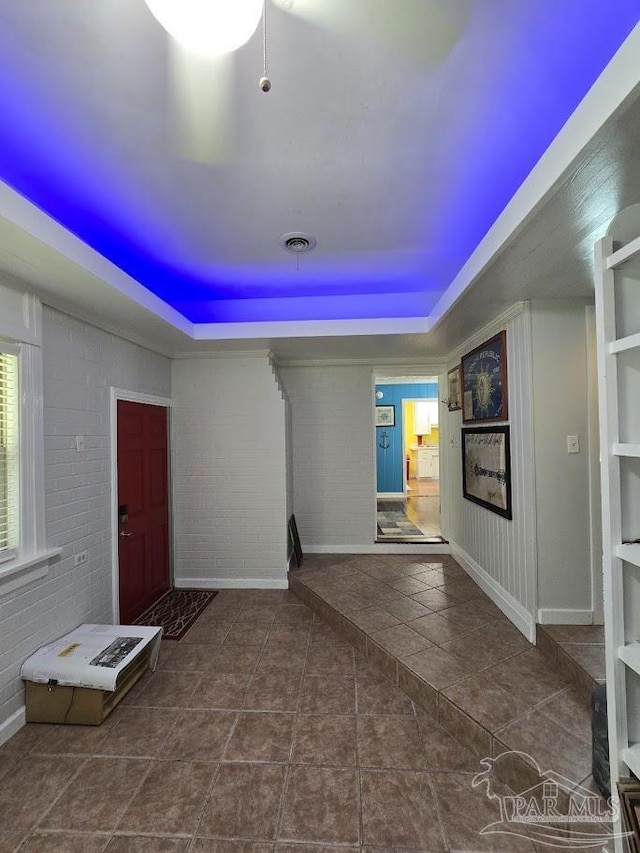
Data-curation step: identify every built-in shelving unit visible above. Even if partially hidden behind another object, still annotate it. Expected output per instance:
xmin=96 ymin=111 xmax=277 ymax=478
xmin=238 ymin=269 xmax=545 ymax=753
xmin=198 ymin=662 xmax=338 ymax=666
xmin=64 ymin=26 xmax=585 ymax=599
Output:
xmin=596 ymin=205 xmax=640 ymax=846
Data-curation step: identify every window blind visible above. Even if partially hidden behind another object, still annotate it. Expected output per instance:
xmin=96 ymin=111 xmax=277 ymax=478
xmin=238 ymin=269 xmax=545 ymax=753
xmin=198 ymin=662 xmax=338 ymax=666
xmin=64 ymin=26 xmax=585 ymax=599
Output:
xmin=0 ymin=351 xmax=19 ymax=562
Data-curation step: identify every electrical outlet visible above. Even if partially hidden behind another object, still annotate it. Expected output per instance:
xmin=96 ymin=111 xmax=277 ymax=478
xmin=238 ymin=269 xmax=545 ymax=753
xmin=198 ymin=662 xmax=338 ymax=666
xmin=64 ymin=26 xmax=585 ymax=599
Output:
xmin=74 ymin=550 xmax=88 ymax=567
xmin=75 ymin=435 xmax=85 ymax=453
xmin=566 ymin=435 xmax=580 ymax=454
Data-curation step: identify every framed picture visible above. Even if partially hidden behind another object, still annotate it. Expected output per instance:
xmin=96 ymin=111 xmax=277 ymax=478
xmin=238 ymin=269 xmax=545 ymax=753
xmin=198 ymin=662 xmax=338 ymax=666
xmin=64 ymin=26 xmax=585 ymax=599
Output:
xmin=461 ymin=331 xmax=508 ymax=423
xmin=375 ymin=405 xmax=395 ymax=427
xmin=447 ymin=366 xmax=462 ymax=411
xmin=462 ymin=426 xmax=512 ymax=519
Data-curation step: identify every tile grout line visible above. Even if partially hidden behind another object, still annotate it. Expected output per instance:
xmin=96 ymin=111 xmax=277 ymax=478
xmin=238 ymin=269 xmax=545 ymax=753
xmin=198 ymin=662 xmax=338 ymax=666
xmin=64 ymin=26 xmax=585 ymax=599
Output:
xmin=353 ymin=647 xmax=364 ymax=850
xmin=188 ymin=595 xmax=258 ymax=848
xmin=29 ymin=755 xmax=92 ymax=833
xmin=419 ymin=725 xmax=454 ymax=853
xmin=272 ymin=610 xmax=314 ymax=846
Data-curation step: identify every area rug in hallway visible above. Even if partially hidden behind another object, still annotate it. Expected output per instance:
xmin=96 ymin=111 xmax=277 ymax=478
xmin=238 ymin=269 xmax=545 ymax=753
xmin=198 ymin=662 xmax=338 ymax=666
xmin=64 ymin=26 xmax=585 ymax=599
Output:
xmin=134 ymin=588 xmax=218 ymax=640
xmin=377 ymin=508 xmax=424 ymax=537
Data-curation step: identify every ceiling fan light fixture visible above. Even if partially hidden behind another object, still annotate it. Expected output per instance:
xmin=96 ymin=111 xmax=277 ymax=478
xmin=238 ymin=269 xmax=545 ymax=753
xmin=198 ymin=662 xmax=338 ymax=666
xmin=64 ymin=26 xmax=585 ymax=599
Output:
xmin=144 ymin=0 xmax=264 ymax=56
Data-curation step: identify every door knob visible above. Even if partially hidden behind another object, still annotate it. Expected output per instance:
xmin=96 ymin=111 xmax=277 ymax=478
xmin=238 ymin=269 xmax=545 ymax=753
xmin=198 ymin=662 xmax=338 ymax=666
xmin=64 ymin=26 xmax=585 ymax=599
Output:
xmin=119 ymin=531 xmax=134 ymax=538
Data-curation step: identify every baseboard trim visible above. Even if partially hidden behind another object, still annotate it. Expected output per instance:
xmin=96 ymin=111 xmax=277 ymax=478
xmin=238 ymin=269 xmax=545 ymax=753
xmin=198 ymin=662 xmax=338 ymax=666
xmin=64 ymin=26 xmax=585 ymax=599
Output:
xmin=305 ymin=544 xmax=451 ymax=555
xmin=376 ymin=493 xmax=405 ymax=499
xmin=450 ymin=542 xmax=536 ymax=643
xmin=537 ymin=608 xmax=594 ymax=625
xmin=175 ymin=577 xmax=289 ymax=590
xmin=0 ymin=706 xmax=25 ymax=747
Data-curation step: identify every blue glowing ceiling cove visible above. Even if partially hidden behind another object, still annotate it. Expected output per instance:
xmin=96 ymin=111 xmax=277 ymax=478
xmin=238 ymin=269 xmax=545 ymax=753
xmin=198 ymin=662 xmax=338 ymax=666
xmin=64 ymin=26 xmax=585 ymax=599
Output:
xmin=0 ymin=2 xmax=637 ymax=324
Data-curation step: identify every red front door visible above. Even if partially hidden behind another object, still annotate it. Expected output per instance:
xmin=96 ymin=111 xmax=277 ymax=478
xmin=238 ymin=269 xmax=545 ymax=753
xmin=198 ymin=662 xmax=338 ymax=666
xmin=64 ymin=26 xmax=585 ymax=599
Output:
xmin=117 ymin=400 xmax=170 ymax=623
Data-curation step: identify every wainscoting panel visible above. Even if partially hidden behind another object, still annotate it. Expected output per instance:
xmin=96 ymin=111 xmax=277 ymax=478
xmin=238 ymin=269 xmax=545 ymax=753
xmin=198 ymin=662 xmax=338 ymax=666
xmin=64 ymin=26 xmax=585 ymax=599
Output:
xmin=444 ymin=304 xmax=537 ymax=631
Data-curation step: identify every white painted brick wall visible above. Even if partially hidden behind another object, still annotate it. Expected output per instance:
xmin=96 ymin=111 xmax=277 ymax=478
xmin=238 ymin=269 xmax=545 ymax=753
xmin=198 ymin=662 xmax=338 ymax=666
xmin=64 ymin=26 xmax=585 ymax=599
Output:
xmin=172 ymin=355 xmax=288 ymax=584
xmin=0 ymin=307 xmax=171 ymax=729
xmin=280 ymin=365 xmax=375 ymax=549
xmin=271 ymin=358 xmax=294 ymax=525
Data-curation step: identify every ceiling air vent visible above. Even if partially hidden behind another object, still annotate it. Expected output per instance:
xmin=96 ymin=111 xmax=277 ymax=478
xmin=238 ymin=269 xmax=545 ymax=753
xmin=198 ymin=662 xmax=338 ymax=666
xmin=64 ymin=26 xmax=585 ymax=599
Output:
xmin=279 ymin=233 xmax=317 ymax=254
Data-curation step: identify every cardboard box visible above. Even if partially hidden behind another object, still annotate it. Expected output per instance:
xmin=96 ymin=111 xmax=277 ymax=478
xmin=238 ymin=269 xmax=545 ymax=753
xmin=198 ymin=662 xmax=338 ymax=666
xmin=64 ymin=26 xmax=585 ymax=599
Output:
xmin=21 ymin=624 xmax=162 ymax=725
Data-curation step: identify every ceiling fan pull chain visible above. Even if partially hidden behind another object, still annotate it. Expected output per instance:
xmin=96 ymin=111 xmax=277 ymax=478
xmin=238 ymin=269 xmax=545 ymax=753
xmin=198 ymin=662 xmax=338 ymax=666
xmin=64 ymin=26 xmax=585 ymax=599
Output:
xmin=263 ymin=2 xmax=267 ymax=76
xmin=259 ymin=2 xmax=271 ymax=92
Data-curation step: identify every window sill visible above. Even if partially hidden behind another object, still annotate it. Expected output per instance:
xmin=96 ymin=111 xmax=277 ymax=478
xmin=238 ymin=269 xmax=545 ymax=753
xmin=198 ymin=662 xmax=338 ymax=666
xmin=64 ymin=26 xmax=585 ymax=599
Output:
xmin=0 ymin=548 xmax=62 ymax=597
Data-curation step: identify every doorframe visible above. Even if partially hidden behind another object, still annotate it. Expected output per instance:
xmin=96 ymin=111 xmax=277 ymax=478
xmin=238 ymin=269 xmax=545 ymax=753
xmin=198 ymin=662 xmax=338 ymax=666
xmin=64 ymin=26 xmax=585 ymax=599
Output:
xmin=402 ymin=397 xmax=440 ymax=493
xmin=371 ymin=367 xmax=446 ymax=544
xmin=110 ymin=388 xmax=173 ymax=623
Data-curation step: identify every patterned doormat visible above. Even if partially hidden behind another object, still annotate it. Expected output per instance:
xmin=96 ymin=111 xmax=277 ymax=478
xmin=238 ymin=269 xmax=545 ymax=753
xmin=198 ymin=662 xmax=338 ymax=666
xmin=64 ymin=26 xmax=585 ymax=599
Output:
xmin=376 ymin=510 xmax=425 ymax=538
xmin=133 ymin=589 xmax=218 ymax=640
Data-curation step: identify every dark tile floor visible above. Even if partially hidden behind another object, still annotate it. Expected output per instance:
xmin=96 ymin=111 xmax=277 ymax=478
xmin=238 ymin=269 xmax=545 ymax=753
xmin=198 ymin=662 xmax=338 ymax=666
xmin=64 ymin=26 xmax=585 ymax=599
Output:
xmin=537 ymin=623 xmax=605 ymax=700
xmin=0 ymin=573 xmax=612 ymax=852
xmin=290 ymin=555 xmax=600 ymax=794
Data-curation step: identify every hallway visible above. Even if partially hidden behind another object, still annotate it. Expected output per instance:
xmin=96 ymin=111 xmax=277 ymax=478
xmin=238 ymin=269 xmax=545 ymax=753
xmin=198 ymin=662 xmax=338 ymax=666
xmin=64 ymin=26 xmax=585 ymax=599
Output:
xmin=377 ymin=478 xmax=442 ymax=542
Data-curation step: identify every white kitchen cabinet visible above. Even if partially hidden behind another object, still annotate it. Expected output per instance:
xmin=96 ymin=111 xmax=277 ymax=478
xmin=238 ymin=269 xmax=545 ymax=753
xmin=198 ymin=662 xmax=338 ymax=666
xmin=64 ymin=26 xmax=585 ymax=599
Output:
xmin=416 ymin=447 xmax=439 ymax=479
xmin=427 ymin=400 xmax=439 ymax=429
xmin=415 ymin=400 xmax=439 ymax=435
xmin=415 ymin=402 xmax=430 ymax=435
xmin=429 ymin=449 xmax=440 ymax=479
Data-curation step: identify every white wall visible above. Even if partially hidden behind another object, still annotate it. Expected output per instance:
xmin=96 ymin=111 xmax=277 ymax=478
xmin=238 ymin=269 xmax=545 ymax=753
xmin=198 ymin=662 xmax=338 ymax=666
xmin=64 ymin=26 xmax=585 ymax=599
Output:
xmin=171 ymin=355 xmax=288 ymax=587
xmin=0 ymin=305 xmax=171 ymax=734
xmin=441 ymin=303 xmax=538 ymax=640
xmin=271 ymin=361 xmax=294 ymax=555
xmin=531 ymin=300 xmax=594 ymax=622
xmin=0 ymin=294 xmax=599 ymax=733
xmin=280 ymin=365 xmax=376 ymax=551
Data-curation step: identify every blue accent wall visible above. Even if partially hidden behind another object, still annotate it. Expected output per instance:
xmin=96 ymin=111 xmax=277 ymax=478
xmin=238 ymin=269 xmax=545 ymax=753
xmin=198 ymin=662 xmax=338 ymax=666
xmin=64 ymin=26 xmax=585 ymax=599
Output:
xmin=376 ymin=383 xmax=438 ymax=494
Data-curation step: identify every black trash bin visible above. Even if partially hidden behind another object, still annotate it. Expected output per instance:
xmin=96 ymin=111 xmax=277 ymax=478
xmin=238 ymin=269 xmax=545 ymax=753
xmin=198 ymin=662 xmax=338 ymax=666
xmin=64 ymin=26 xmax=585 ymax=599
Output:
xmin=592 ymin=683 xmax=610 ymax=799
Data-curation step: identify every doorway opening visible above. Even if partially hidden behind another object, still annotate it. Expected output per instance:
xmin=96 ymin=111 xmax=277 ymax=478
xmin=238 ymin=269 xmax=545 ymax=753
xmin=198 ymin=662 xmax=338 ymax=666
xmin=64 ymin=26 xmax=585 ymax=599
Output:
xmin=374 ymin=375 xmax=445 ymax=543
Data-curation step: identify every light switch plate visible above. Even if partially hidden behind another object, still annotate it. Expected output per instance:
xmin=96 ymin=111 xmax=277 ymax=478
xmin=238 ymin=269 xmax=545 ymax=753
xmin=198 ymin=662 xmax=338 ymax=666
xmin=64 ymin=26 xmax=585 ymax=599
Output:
xmin=567 ymin=435 xmax=580 ymax=454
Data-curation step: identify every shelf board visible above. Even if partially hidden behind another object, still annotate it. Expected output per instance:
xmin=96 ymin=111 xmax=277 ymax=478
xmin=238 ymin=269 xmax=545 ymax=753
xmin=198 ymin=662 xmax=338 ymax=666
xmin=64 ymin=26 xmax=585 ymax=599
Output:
xmin=616 ymin=543 xmax=640 ymax=568
xmin=613 ymin=443 xmax=640 ymax=458
xmin=620 ymin=644 xmax=640 ymax=676
xmin=607 ymin=235 xmax=640 ymax=269
xmin=609 ymin=332 xmax=640 ymax=355
xmin=623 ymin=744 xmax=640 ymax=779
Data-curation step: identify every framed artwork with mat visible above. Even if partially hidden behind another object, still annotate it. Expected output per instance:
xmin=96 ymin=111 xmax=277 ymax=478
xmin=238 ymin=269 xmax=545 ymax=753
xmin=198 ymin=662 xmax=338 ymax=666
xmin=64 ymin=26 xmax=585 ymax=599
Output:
xmin=461 ymin=331 xmax=508 ymax=423
xmin=375 ymin=405 xmax=395 ymax=427
xmin=462 ymin=425 xmax=512 ymax=519
xmin=447 ymin=365 xmax=462 ymax=411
